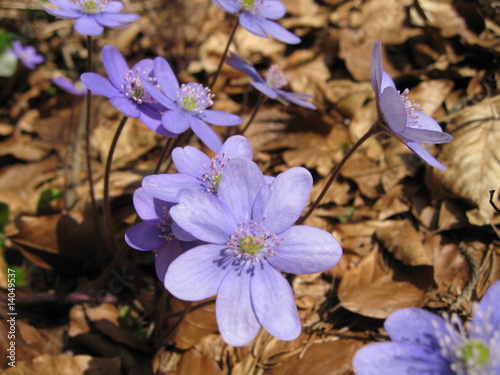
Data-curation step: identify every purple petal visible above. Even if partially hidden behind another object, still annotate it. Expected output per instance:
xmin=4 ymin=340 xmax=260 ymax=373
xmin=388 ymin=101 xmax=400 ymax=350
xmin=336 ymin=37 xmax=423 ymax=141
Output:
xmin=250 ymin=81 xmax=278 ymax=99
xmin=138 ymin=104 xmax=177 ymax=137
xmin=384 ymin=308 xmax=446 ymax=349
xmin=401 ymin=127 xmax=453 ymax=144
xmin=470 ymin=280 xmax=500 ymax=342
xmin=161 ymin=109 xmax=191 ymax=134
xmin=109 ymin=96 xmax=140 ymax=117
xmin=380 ymin=86 xmax=407 ymax=134
xmin=258 ymin=0 xmax=286 ymax=20
xmin=52 ymin=75 xmax=87 ymax=96
xmin=201 ymin=110 xmax=242 ymax=126
xmin=269 ymin=225 xmax=342 ymax=274
xmin=226 ymin=52 xmax=264 ymax=82
xmin=258 ymin=18 xmax=300 ymax=44
xmin=153 ymin=57 xmax=180 ymax=100
xmin=277 ymin=90 xmax=317 ymax=109
xmin=216 ymin=266 xmax=261 ymax=347
xmin=50 ymin=0 xmax=79 ymax=10
xmin=411 ymin=112 xmax=443 ymax=132
xmin=105 ymin=1 xmax=124 ymax=12
xmin=239 ymin=12 xmax=268 ymax=38
xmin=218 ymin=158 xmax=266 ymax=223
xmin=170 ymin=188 xmax=237 ymax=243
xmin=155 ymin=241 xmax=184 ymax=281
xmin=189 ymin=116 xmax=223 ymax=151
xmin=74 ymin=14 xmax=105 ymax=35
xmin=254 ymin=167 xmax=312 ymax=234
xmin=171 ymin=222 xmax=197 ymax=242
xmin=102 ymin=45 xmax=128 ymax=89
xmin=165 ymin=244 xmax=230 ymax=300
xmin=42 ymin=6 xmax=81 ymax=18
xmin=171 ymin=146 xmax=211 ymax=177
xmin=80 ymin=72 xmax=121 ymax=97
xmin=219 ymin=135 xmax=253 ymax=160
xmin=97 ymin=12 xmax=139 ymax=27
xmin=125 ymin=220 xmax=165 ymax=251
xmin=353 ymin=342 xmax=454 ymax=375
xmin=143 ymin=173 xmax=200 ymax=203
xmin=212 ymin=0 xmax=240 ymax=13
xmin=251 ymin=263 xmax=301 ymax=341
xmin=405 ymin=142 xmax=446 ymax=170
xmin=132 ymin=187 xmax=157 ymax=220
xmin=141 ymin=78 xmax=177 ymax=109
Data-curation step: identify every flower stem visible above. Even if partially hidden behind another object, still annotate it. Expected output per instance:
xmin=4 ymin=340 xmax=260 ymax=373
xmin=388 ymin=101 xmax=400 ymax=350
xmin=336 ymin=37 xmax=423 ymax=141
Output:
xmin=102 ymin=115 xmax=128 ymax=254
xmin=153 ymin=137 xmax=175 ymax=174
xmin=209 ymin=18 xmax=239 ymax=90
xmin=297 ymin=122 xmax=379 ymax=224
xmin=240 ymin=92 xmax=267 ymax=135
xmin=84 ymin=35 xmax=101 ymax=242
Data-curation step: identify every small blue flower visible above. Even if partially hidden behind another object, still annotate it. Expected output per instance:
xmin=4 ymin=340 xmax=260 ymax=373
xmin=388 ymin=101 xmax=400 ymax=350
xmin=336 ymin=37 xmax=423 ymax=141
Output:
xmin=371 ymin=41 xmax=453 ymax=170
xmin=52 ymin=74 xmax=87 ymax=95
xmin=212 ymin=0 xmax=300 ymax=44
xmin=125 ymin=188 xmax=199 ymax=281
xmin=353 ymin=280 xmax=500 ymax=375
xmin=163 ymin=157 xmax=342 ymax=346
xmin=43 ymin=0 xmax=139 ymax=36
xmin=140 ymin=57 xmax=242 ymax=151
xmin=226 ymin=52 xmax=316 ymax=109
xmin=7 ymin=40 xmax=44 ymax=70
xmin=142 ymin=135 xmax=254 ymax=203
xmin=81 ymin=45 xmax=174 ymax=137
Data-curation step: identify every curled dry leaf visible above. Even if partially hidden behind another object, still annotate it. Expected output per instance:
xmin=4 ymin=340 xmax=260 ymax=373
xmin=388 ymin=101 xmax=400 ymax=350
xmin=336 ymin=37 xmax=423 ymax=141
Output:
xmin=175 ymin=349 xmax=223 ymax=375
xmin=432 ymin=96 xmax=500 ymax=225
xmin=338 ymin=245 xmax=434 ymax=319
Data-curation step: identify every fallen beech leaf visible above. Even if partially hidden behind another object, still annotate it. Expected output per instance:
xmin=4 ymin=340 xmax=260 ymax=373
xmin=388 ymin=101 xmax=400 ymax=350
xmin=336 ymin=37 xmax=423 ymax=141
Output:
xmin=341 ymin=153 xmax=382 ymax=199
xmin=375 ymin=220 xmax=433 ymax=266
xmin=338 ymin=246 xmax=434 ymax=318
xmin=175 ymin=349 xmax=223 ymax=375
xmin=432 ymin=96 xmax=500 ymax=225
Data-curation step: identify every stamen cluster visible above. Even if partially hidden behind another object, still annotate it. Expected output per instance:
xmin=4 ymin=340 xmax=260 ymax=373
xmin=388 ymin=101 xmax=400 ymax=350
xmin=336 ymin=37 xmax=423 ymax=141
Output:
xmin=266 ymin=64 xmax=288 ymax=90
xmin=225 ymin=220 xmax=281 ymax=265
xmin=399 ymin=88 xmax=422 ymax=127
xmin=76 ymin=0 xmax=108 ymax=14
xmin=176 ymin=83 xmax=214 ymax=114
xmin=201 ymin=153 xmax=228 ymax=194
xmin=123 ymin=68 xmax=159 ymax=104
xmin=157 ymin=207 xmax=176 ymax=242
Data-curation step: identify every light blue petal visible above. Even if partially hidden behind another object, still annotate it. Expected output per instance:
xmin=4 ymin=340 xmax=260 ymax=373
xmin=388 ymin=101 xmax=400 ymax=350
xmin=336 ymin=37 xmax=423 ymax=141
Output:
xmin=109 ymin=96 xmax=140 ymax=117
xmin=155 ymin=240 xmax=184 ymax=282
xmin=74 ymin=14 xmax=104 ymax=35
xmin=172 ymin=146 xmax=211 ymax=177
xmin=201 ymin=110 xmax=242 ymax=126
xmin=239 ymin=12 xmax=268 ymax=38
xmin=102 ymin=45 xmax=128 ymax=89
xmin=226 ymin=52 xmax=264 ymax=82
xmin=250 ymin=81 xmax=277 ymax=99
xmin=401 ymin=127 xmax=453 ymax=144
xmin=251 ymin=263 xmax=301 ymax=340
xmin=105 ymin=1 xmax=124 ymax=12
xmin=258 ymin=18 xmax=300 ymax=44
xmin=132 ymin=187 xmax=156 ymax=220
xmin=371 ymin=41 xmax=383 ymax=94
xmin=219 ymin=135 xmax=253 ymax=160
xmin=470 ymin=280 xmax=500 ymax=342
xmin=189 ymin=116 xmax=223 ymax=151
xmin=269 ymin=225 xmax=342 ymax=274
xmin=258 ymin=0 xmax=286 ymax=20
xmin=153 ymin=56 xmax=179 ymax=100
xmin=405 ymin=142 xmax=446 ymax=170
xmin=142 ymin=173 xmax=200 ymax=203
xmin=125 ymin=220 xmax=164 ymax=251
xmin=161 ymin=109 xmax=191 ymax=134
xmin=80 ymin=72 xmax=120 ymax=97
xmin=380 ymin=86 xmax=407 ymax=134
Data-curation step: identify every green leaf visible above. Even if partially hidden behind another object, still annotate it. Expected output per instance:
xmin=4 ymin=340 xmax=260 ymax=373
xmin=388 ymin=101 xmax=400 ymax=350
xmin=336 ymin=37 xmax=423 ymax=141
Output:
xmin=37 ymin=188 xmax=63 ymax=209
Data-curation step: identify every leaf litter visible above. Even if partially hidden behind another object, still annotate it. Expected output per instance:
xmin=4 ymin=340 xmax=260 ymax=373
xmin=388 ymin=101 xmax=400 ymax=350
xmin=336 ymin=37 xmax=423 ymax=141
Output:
xmin=0 ymin=0 xmax=499 ymax=374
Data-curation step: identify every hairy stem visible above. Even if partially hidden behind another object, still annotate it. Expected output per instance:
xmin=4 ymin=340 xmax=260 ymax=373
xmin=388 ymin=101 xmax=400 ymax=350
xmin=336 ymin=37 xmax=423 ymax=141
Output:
xmin=298 ymin=122 xmax=379 ymax=224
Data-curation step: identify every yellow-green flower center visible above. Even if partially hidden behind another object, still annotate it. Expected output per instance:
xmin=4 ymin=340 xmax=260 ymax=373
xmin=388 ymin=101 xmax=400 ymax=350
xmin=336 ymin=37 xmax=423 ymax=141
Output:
xmin=240 ymin=0 xmax=255 ymax=10
xmin=461 ymin=339 xmax=490 ymax=368
xmin=239 ymin=236 xmax=265 ymax=255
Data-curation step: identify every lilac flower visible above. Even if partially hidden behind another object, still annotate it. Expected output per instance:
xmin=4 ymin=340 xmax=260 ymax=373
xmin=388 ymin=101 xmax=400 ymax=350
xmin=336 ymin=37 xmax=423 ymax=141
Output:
xmin=371 ymin=41 xmax=453 ymax=170
xmin=6 ymin=40 xmax=44 ymax=70
xmin=81 ymin=45 xmax=175 ymax=137
xmin=42 ymin=0 xmax=139 ymax=36
xmin=353 ymin=280 xmax=500 ymax=375
xmin=125 ymin=188 xmax=199 ymax=281
xmin=143 ymin=135 xmax=254 ymax=203
xmin=226 ymin=52 xmax=316 ymax=109
xmin=140 ymin=57 xmax=242 ymax=151
xmin=52 ymin=74 xmax=87 ymax=95
xmin=164 ymin=157 xmax=342 ymax=346
xmin=212 ymin=0 xmax=300 ymax=44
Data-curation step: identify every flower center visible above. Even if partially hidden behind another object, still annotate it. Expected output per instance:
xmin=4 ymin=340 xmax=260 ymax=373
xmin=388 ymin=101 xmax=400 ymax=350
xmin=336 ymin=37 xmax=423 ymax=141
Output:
xmin=400 ymin=88 xmax=422 ymax=128
xmin=460 ymin=339 xmax=490 ymax=369
xmin=176 ymin=83 xmax=214 ymax=114
xmin=266 ymin=64 xmax=288 ymax=90
xmin=201 ymin=153 xmax=227 ymax=195
xmin=122 ymin=68 xmax=159 ymax=104
xmin=77 ymin=0 xmax=107 ymax=14
xmin=157 ymin=207 xmax=176 ymax=242
xmin=225 ymin=221 xmax=281 ymax=265
xmin=239 ymin=0 xmax=257 ymax=10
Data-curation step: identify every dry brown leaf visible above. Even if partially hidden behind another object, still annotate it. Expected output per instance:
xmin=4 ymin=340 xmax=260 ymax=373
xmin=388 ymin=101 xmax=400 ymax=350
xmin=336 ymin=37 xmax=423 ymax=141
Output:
xmin=341 ymin=152 xmax=382 ymax=199
xmin=0 ymin=135 xmax=53 ymax=162
xmin=265 ymin=338 xmax=363 ymax=375
xmin=175 ymin=349 xmax=223 ymax=375
xmin=171 ymin=297 xmax=218 ymax=350
xmin=375 ymin=220 xmax=433 ymax=266
xmin=432 ymin=96 xmax=500 ymax=225
xmin=373 ymin=184 xmax=409 ymax=220
xmin=338 ymin=246 xmax=433 ymax=318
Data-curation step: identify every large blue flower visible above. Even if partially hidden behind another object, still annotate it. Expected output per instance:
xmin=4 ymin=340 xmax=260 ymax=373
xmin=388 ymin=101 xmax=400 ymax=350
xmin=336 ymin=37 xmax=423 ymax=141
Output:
xmin=140 ymin=57 xmax=242 ymax=151
xmin=164 ymin=158 xmax=342 ymax=346
xmin=125 ymin=188 xmax=199 ymax=281
xmin=143 ymin=135 xmax=254 ymax=203
xmin=226 ymin=52 xmax=316 ymax=109
xmin=43 ymin=0 xmax=139 ymax=36
xmin=371 ymin=41 xmax=453 ymax=170
xmin=212 ymin=0 xmax=300 ymax=44
xmin=353 ymin=280 xmax=500 ymax=374
xmin=81 ymin=45 xmax=174 ymax=137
